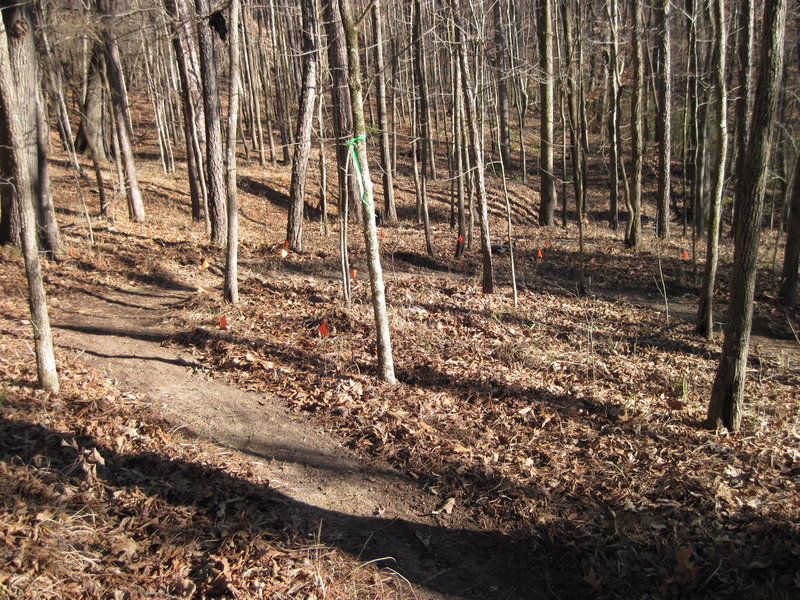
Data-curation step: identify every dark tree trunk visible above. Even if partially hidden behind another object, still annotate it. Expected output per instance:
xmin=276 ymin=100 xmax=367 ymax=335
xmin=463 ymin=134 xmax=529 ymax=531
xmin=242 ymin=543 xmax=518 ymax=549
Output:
xmin=707 ymin=0 xmax=786 ymax=432
xmin=625 ymin=0 xmax=643 ymax=248
xmin=778 ymin=150 xmax=800 ymax=306
xmin=373 ymin=0 xmax=396 ymax=223
xmin=655 ymin=0 xmax=672 ymax=240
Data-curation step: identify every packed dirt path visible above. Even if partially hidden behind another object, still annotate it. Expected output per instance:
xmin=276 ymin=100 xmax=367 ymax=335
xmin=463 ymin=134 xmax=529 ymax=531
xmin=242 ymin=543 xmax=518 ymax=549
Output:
xmin=51 ymin=274 xmax=535 ymax=600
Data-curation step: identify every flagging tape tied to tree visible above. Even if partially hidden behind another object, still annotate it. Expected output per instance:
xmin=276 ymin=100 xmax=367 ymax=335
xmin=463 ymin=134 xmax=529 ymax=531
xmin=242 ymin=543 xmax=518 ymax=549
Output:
xmin=346 ymin=134 xmax=372 ymax=212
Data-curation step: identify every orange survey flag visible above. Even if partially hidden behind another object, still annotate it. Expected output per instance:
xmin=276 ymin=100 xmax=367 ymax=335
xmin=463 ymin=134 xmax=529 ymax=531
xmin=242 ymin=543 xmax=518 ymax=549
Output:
xmin=219 ymin=315 xmax=229 ymax=329
xmin=318 ymin=319 xmax=329 ymax=337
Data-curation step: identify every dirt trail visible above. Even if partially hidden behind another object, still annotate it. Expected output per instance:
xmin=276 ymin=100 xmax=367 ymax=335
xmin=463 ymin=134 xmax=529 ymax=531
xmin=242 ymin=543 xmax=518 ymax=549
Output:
xmin=52 ymin=277 xmax=534 ymax=600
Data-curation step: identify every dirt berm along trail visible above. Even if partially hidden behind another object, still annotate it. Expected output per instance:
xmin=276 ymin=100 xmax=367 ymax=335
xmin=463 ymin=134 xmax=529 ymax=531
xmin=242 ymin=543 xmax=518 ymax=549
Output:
xmin=52 ymin=273 xmax=540 ymax=600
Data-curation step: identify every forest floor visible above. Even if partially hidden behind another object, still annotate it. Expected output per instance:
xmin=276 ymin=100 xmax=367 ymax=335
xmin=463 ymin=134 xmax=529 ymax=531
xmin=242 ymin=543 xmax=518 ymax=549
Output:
xmin=2 ymin=142 xmax=800 ymax=599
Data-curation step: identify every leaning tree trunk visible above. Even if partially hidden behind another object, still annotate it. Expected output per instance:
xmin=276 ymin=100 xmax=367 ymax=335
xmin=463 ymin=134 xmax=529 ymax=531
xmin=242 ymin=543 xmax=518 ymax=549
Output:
xmin=707 ymin=0 xmax=786 ymax=432
xmin=339 ymin=0 xmax=396 ymax=384
xmin=696 ymin=0 xmax=728 ymax=339
xmin=195 ymin=0 xmax=227 ymax=244
xmin=286 ymin=0 xmax=318 ymax=253
xmin=0 ymin=9 xmax=59 ymax=393
xmin=97 ymin=0 xmax=145 ymax=222
xmin=731 ymin=0 xmax=754 ymax=238
xmin=74 ymin=42 xmax=109 ymax=162
xmin=538 ymin=0 xmax=556 ymax=226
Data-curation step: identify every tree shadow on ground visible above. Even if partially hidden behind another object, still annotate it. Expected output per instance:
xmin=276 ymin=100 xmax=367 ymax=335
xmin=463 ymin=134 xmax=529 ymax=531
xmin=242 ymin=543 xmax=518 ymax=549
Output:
xmin=238 ymin=175 xmax=322 ymax=220
xmin=4 ymin=412 xmax=797 ymax=599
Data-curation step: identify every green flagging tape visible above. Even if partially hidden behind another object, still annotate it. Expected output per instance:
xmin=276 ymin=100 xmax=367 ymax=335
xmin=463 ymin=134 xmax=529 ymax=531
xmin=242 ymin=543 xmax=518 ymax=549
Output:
xmin=346 ymin=135 xmax=371 ymax=209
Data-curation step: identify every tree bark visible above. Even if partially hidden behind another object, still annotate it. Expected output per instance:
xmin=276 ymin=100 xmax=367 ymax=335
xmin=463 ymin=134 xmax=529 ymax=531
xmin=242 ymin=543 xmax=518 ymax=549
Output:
xmin=373 ymin=0 xmax=396 ymax=223
xmin=0 ymin=8 xmax=59 ymax=393
xmin=696 ymin=0 xmax=728 ymax=339
xmin=655 ymin=0 xmax=672 ymax=240
xmin=625 ymin=0 xmax=643 ymax=248
xmin=707 ymin=0 xmax=786 ymax=432
xmin=339 ymin=0 xmax=396 ymax=384
xmin=97 ymin=0 xmax=145 ymax=223
xmin=195 ymin=0 xmax=227 ymax=244
xmin=224 ymin=0 xmax=240 ymax=304
xmin=778 ymin=150 xmax=800 ymax=306
xmin=537 ymin=0 xmax=556 ymax=225
xmin=286 ymin=0 xmax=318 ymax=253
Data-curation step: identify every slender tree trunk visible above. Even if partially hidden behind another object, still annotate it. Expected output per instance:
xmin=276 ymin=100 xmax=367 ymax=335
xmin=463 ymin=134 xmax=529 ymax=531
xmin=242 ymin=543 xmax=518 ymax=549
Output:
xmin=625 ymin=0 xmax=643 ymax=248
xmin=778 ymin=150 xmax=800 ymax=306
xmin=196 ymin=0 xmax=227 ymax=244
xmin=286 ymin=0 xmax=318 ymax=252
xmin=455 ymin=4 xmax=493 ymax=293
xmin=164 ymin=0 xmax=206 ymax=222
xmin=538 ymin=0 xmax=556 ymax=225
xmin=606 ymin=0 xmax=621 ymax=230
xmin=412 ymin=0 xmax=433 ymax=255
xmin=339 ymin=0 xmax=396 ymax=384
xmin=655 ymin=0 xmax=672 ymax=240
xmin=74 ymin=42 xmax=108 ymax=162
xmin=707 ymin=0 xmax=786 ymax=432
xmin=97 ymin=0 xmax=145 ymax=222
xmin=0 ymin=9 xmax=59 ymax=393
xmin=696 ymin=0 xmax=728 ymax=339
xmin=373 ymin=0 xmax=396 ymax=223
xmin=224 ymin=0 xmax=241 ymax=304
xmin=494 ymin=0 xmax=511 ymax=170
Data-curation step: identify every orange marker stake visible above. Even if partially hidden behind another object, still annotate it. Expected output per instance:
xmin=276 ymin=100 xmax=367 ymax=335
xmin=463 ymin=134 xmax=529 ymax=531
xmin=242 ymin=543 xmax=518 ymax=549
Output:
xmin=350 ymin=268 xmax=357 ymax=278
xmin=681 ymin=250 xmax=690 ymax=260
xmin=284 ymin=240 xmax=290 ymax=249
xmin=219 ymin=315 xmax=229 ymax=329
xmin=68 ymin=248 xmax=74 ymax=258
xmin=200 ymin=258 xmax=209 ymax=269
xmin=544 ymin=239 xmax=551 ymax=248
xmin=537 ymin=249 xmax=544 ymax=259
xmin=457 ymin=234 xmax=464 ymax=243
xmin=318 ymin=319 xmax=329 ymax=337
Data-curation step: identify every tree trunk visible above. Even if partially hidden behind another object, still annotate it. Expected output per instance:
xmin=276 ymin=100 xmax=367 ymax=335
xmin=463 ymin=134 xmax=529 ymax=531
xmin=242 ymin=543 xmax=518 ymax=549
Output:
xmin=625 ymin=0 xmax=643 ymax=248
xmin=224 ymin=0 xmax=241 ymax=304
xmin=655 ymin=0 xmax=672 ymax=240
xmin=286 ymin=0 xmax=318 ymax=252
xmin=373 ymin=1 xmax=396 ymax=224
xmin=707 ymin=0 xmax=786 ymax=432
xmin=731 ymin=0 xmax=753 ymax=238
xmin=494 ymin=0 xmax=511 ymax=170
xmin=164 ymin=0 xmax=206 ymax=222
xmin=778 ymin=150 xmax=800 ymax=306
xmin=74 ymin=42 xmax=109 ymax=162
xmin=339 ymin=0 xmax=396 ymax=384
xmin=537 ymin=0 xmax=556 ymax=225
xmin=606 ymin=0 xmax=621 ymax=230
xmin=0 ymin=8 xmax=59 ymax=393
xmin=97 ymin=0 xmax=145 ymax=223
xmin=195 ymin=0 xmax=227 ymax=244
xmin=455 ymin=4 xmax=493 ymax=293
xmin=696 ymin=0 xmax=728 ymax=339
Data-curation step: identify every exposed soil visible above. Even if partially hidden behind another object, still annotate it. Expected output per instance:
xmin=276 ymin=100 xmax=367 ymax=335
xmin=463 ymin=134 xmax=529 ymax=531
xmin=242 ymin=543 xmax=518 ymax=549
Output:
xmin=51 ymin=274 xmax=533 ymax=599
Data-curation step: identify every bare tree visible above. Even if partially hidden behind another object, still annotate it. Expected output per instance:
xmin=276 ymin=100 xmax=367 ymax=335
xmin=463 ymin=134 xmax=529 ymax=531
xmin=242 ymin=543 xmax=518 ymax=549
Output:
xmin=286 ymin=0 xmax=319 ymax=252
xmin=625 ymin=0 xmax=643 ymax=248
xmin=655 ymin=0 xmax=672 ymax=240
xmin=339 ymin=0 xmax=396 ymax=384
xmin=195 ymin=0 xmax=227 ymax=244
xmin=707 ymin=0 xmax=786 ymax=432
xmin=0 ymin=6 xmax=59 ymax=393
xmin=538 ymin=0 xmax=556 ymax=226
xmin=696 ymin=0 xmax=727 ymax=339
xmin=224 ymin=0 xmax=240 ymax=304
xmin=373 ymin=0 xmax=396 ymax=223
